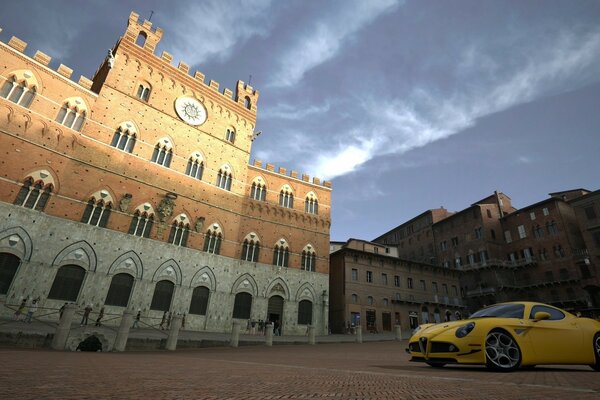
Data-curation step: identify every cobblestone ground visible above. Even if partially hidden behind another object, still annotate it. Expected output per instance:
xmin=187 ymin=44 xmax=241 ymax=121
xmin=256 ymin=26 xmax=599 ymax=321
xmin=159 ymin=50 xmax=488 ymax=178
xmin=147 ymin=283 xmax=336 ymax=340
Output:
xmin=0 ymin=341 xmax=598 ymax=399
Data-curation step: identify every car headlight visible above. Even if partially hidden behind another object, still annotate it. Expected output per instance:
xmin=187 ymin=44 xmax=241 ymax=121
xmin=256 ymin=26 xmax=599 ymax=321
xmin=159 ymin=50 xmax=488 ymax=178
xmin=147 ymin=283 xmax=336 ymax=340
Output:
xmin=412 ymin=326 xmax=422 ymax=336
xmin=455 ymin=322 xmax=475 ymax=338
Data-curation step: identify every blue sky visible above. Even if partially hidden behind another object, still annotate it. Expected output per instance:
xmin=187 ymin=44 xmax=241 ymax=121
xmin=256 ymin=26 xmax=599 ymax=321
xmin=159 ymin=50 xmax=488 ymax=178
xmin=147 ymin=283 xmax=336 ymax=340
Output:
xmin=2 ymin=0 xmax=599 ymax=241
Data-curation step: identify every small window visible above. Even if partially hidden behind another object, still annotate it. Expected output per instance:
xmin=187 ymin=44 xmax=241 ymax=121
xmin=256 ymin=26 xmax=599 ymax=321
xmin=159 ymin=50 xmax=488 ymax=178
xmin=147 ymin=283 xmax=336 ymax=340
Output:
xmin=241 ymin=234 xmax=260 ymax=262
xmin=394 ymin=275 xmax=400 ymax=287
xmin=1 ymin=76 xmax=36 ymax=108
xmin=530 ymin=212 xmax=536 ymax=220
xmin=518 ymin=225 xmax=527 ymax=239
xmin=189 ymin=286 xmax=210 ymax=315
xmin=151 ymin=140 xmax=173 ymax=168
xmin=351 ymin=269 xmax=358 ymax=281
xmin=366 ymin=271 xmax=373 ymax=283
xmin=185 ymin=155 xmax=204 ymax=180
xmin=135 ymin=31 xmax=147 ymax=47
xmin=168 ymin=219 xmax=190 ymax=247
xmin=150 ymin=280 xmax=174 ymax=311
xmin=301 ymin=247 xmax=316 ymax=272
xmin=56 ymin=100 xmax=86 ymax=132
xmin=244 ymin=96 xmax=251 ymax=109
xmin=216 ymin=168 xmax=233 ymax=190
xmin=48 ymin=265 xmax=86 ymax=302
xmin=351 ymin=294 xmax=358 ymax=303
xmin=486 ymin=209 xmax=492 ymax=218
xmin=128 ymin=210 xmax=154 ymax=238
xmin=407 ymin=277 xmax=413 ymax=289
xmin=367 ymin=296 xmax=374 ymax=305
xmin=420 ymin=280 xmax=426 ymax=291
xmin=305 ymin=193 xmax=319 ymax=214
xmin=250 ymin=182 xmax=267 ymax=201
xmin=273 ymin=240 xmax=290 ymax=267
xmin=225 ymin=128 xmax=236 ymax=143
xmin=81 ymin=197 xmax=112 ymax=228
xmin=451 ymin=237 xmax=458 ymax=247
xmin=14 ymin=178 xmax=53 ymax=212
xmin=543 ymin=207 xmax=549 ymax=216
xmin=584 ymin=206 xmax=597 ymax=220
xmin=381 ymin=273 xmax=388 ymax=285
xmin=204 ymin=225 xmax=222 ymax=255
xmin=232 ymin=292 xmax=252 ymax=319
xmin=297 ymin=300 xmax=313 ymax=325
xmin=111 ymin=125 xmax=136 ymax=153
xmin=279 ymin=187 xmax=294 ymax=209
xmin=504 ymin=230 xmax=512 ymax=243
xmin=104 ymin=273 xmax=134 ymax=307
xmin=136 ymin=83 xmax=151 ymax=102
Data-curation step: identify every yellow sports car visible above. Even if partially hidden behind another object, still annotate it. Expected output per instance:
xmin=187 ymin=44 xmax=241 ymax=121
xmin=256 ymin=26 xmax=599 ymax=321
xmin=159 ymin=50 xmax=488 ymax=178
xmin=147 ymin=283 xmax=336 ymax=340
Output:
xmin=407 ymin=301 xmax=600 ymax=371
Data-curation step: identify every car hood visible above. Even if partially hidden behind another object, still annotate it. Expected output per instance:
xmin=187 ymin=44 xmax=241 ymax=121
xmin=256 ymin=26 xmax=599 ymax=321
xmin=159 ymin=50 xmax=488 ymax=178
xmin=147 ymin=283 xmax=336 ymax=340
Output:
xmin=418 ymin=320 xmax=472 ymax=336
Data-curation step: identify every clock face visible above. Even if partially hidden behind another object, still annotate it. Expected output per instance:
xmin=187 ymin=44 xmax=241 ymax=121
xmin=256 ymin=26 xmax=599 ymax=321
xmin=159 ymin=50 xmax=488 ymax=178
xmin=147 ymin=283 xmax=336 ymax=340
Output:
xmin=175 ymin=97 xmax=207 ymax=126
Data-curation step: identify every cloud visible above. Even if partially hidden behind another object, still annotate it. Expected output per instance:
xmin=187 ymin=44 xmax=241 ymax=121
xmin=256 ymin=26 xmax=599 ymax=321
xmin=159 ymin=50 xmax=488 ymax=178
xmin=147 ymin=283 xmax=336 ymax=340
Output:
xmin=260 ymin=102 xmax=331 ymax=120
xmin=268 ymin=0 xmax=402 ymax=87
xmin=306 ymin=28 xmax=600 ymax=180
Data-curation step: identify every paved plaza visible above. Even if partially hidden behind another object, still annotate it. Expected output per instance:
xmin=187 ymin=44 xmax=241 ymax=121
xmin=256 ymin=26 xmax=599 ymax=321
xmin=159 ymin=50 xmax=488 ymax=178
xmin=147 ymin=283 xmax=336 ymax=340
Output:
xmin=1 ymin=341 xmax=598 ymax=400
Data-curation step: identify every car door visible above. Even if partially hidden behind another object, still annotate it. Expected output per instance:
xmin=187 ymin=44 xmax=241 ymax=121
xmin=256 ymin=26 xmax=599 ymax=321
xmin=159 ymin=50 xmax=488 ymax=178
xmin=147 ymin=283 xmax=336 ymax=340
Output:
xmin=525 ymin=305 xmax=585 ymax=364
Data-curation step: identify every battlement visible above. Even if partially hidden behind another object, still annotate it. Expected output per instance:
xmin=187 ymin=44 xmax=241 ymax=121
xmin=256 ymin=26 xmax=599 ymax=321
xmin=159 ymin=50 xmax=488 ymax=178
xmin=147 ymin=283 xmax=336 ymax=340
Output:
xmin=252 ymin=160 xmax=332 ymax=189
xmin=123 ymin=11 xmax=259 ymax=114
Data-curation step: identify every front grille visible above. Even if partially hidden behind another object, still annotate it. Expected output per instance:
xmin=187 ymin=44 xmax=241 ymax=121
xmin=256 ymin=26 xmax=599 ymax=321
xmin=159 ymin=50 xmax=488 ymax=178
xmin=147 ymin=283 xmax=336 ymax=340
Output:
xmin=408 ymin=342 xmax=421 ymax=352
xmin=419 ymin=337 xmax=428 ymax=354
xmin=430 ymin=342 xmax=459 ymax=353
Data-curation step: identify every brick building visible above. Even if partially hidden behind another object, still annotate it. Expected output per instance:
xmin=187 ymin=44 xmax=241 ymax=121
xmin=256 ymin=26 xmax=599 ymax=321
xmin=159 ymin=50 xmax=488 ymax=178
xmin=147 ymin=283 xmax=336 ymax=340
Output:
xmin=329 ymin=239 xmax=463 ymax=337
xmin=0 ymin=12 xmax=331 ymax=334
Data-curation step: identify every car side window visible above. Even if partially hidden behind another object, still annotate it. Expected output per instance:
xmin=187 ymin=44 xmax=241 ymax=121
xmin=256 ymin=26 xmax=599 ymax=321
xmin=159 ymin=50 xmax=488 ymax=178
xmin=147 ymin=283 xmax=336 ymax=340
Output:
xmin=529 ymin=305 xmax=565 ymax=320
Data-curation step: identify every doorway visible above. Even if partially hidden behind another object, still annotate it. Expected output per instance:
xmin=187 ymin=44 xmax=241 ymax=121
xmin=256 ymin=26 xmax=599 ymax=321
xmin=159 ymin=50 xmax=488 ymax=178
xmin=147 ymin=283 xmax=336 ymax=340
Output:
xmin=267 ymin=295 xmax=284 ymax=333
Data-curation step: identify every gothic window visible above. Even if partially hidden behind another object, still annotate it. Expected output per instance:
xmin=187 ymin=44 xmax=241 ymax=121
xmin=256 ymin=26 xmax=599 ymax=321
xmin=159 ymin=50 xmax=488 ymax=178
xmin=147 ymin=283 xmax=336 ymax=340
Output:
xmin=225 ymin=128 xmax=236 ymax=143
xmin=104 ymin=273 xmax=134 ymax=307
xmin=232 ymin=292 xmax=252 ymax=319
xmin=244 ymin=96 xmax=251 ymax=110
xmin=272 ymin=239 xmax=289 ymax=267
xmin=216 ymin=167 xmax=233 ymax=190
xmin=56 ymin=97 xmax=87 ymax=132
xmin=189 ymin=286 xmax=210 ymax=315
xmin=0 ymin=253 xmax=21 ymax=295
xmin=250 ymin=178 xmax=267 ymax=201
xmin=279 ymin=185 xmax=294 ymax=209
xmin=168 ymin=214 xmax=190 ymax=247
xmin=151 ymin=138 xmax=173 ymax=167
xmin=14 ymin=173 xmax=54 ymax=212
xmin=128 ymin=205 xmax=154 ymax=238
xmin=81 ymin=191 xmax=113 ymax=228
xmin=301 ymin=245 xmax=316 ymax=272
xmin=110 ymin=122 xmax=137 ymax=153
xmin=47 ymin=265 xmax=86 ymax=302
xmin=136 ymin=83 xmax=151 ymax=102
xmin=203 ymin=224 xmax=222 ymax=254
xmin=297 ymin=300 xmax=313 ymax=325
xmin=0 ymin=73 xmax=36 ymax=108
xmin=150 ymin=280 xmax=174 ymax=311
xmin=185 ymin=152 xmax=204 ymax=180
xmin=241 ymin=233 xmax=260 ymax=262
xmin=305 ymin=192 xmax=318 ymax=214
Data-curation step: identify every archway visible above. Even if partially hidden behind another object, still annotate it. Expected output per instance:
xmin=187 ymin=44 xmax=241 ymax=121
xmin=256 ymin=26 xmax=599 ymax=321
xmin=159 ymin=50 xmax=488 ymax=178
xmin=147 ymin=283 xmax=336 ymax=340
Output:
xmin=267 ymin=295 xmax=284 ymax=334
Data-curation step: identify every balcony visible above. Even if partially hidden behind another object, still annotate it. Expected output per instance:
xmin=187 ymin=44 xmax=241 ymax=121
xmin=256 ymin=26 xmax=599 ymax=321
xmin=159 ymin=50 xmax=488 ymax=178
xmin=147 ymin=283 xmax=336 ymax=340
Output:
xmin=460 ymin=257 xmax=537 ymax=271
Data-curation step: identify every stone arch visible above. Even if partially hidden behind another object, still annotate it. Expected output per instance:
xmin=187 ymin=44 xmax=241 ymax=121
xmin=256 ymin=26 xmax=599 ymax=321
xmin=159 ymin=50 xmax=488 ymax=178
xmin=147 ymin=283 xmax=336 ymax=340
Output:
xmin=22 ymin=167 xmax=60 ymax=193
xmin=152 ymin=259 xmax=182 ymax=285
xmin=52 ymin=240 xmax=97 ymax=271
xmin=231 ymin=273 xmax=257 ymax=296
xmin=107 ymin=250 xmax=143 ymax=279
xmin=189 ymin=266 xmax=216 ymax=291
xmin=0 ymin=226 xmax=33 ymax=261
xmin=265 ymin=277 xmax=290 ymax=301
xmin=295 ymin=282 xmax=316 ymax=302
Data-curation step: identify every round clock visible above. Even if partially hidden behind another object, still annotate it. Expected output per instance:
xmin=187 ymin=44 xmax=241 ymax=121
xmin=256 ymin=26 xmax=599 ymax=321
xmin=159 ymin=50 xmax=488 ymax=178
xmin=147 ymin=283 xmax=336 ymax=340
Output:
xmin=175 ymin=96 xmax=207 ymax=126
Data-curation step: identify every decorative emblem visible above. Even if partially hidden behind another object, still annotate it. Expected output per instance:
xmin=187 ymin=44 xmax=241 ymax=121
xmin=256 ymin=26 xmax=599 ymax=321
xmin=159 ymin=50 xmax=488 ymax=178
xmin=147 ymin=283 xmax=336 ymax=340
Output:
xmin=119 ymin=194 xmax=132 ymax=212
xmin=157 ymin=194 xmax=176 ymax=223
xmin=195 ymin=217 xmax=205 ymax=233
xmin=175 ymin=97 xmax=207 ymax=126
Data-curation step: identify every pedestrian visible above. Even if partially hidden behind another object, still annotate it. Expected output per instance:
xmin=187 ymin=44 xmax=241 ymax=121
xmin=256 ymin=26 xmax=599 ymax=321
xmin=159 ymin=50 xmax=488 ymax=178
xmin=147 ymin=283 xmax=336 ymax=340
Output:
xmin=132 ymin=310 xmax=141 ymax=329
xmin=95 ymin=307 xmax=105 ymax=326
xmin=81 ymin=304 xmax=92 ymax=326
xmin=159 ymin=311 xmax=167 ymax=329
xmin=59 ymin=303 xmax=67 ymax=320
xmin=274 ymin=320 xmax=280 ymax=336
xmin=24 ymin=298 xmax=39 ymax=323
xmin=166 ymin=311 xmax=172 ymax=329
xmin=258 ymin=319 xmax=264 ymax=335
xmin=246 ymin=319 xmax=251 ymax=334
xmin=251 ymin=319 xmax=256 ymax=335
xmin=181 ymin=313 xmax=186 ymax=330
xmin=14 ymin=299 xmax=26 ymax=321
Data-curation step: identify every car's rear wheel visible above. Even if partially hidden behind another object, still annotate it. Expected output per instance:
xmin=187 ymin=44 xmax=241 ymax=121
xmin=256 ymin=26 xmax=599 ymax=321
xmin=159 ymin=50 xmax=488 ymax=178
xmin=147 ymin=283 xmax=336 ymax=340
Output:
xmin=426 ymin=362 xmax=446 ymax=368
xmin=485 ymin=330 xmax=521 ymax=372
xmin=590 ymin=333 xmax=600 ymax=371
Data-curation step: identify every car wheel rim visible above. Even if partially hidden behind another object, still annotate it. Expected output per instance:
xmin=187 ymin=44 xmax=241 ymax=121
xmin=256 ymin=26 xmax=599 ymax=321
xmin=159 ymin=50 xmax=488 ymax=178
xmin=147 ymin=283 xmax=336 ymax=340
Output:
xmin=595 ymin=335 xmax=600 ymax=358
xmin=486 ymin=332 xmax=520 ymax=369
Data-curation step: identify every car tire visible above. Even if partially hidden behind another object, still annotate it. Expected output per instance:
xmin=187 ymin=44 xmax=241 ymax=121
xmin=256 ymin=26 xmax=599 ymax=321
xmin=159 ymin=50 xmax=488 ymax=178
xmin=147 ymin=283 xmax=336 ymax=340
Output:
xmin=485 ymin=329 xmax=522 ymax=372
xmin=590 ymin=333 xmax=600 ymax=372
xmin=426 ymin=362 xmax=446 ymax=368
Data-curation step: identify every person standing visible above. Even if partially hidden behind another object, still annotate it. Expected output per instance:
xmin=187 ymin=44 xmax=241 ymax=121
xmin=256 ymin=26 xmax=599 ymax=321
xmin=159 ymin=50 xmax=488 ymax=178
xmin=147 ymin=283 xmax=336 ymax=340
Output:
xmin=95 ymin=307 xmax=105 ymax=326
xmin=24 ymin=298 xmax=39 ymax=323
xmin=132 ymin=310 xmax=141 ymax=329
xmin=159 ymin=311 xmax=167 ymax=330
xmin=181 ymin=313 xmax=186 ymax=330
xmin=81 ymin=304 xmax=92 ymax=326
xmin=14 ymin=299 xmax=26 ymax=321
xmin=166 ymin=311 xmax=172 ymax=329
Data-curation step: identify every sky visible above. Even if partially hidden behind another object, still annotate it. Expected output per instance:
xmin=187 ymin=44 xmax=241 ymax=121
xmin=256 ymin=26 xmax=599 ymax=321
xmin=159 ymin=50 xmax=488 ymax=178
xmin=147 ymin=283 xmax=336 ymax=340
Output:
xmin=1 ymin=0 xmax=599 ymax=241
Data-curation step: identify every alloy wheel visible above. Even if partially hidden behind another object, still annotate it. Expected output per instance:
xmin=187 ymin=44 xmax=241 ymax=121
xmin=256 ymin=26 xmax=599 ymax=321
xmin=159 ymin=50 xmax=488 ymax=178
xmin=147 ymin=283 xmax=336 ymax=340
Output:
xmin=485 ymin=331 xmax=521 ymax=370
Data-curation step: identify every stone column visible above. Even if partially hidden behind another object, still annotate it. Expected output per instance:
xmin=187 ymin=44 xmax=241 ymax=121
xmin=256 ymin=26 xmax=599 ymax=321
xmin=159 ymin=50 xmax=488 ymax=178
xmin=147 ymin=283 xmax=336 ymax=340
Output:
xmin=394 ymin=325 xmax=402 ymax=341
xmin=51 ymin=304 xmax=77 ymax=350
xmin=355 ymin=325 xmax=363 ymax=344
xmin=165 ymin=314 xmax=182 ymax=351
xmin=113 ymin=310 xmax=134 ymax=352
xmin=230 ymin=321 xmax=241 ymax=347
xmin=265 ymin=322 xmax=273 ymax=346
xmin=308 ymin=325 xmax=316 ymax=345
xmin=321 ymin=291 xmax=329 ymax=336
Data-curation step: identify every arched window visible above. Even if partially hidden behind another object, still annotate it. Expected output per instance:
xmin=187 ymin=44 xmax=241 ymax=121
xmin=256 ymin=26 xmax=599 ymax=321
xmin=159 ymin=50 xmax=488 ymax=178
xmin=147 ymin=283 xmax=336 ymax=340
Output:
xmin=110 ymin=122 xmax=137 ymax=153
xmin=150 ymin=280 xmax=174 ymax=311
xmin=241 ymin=233 xmax=260 ymax=262
xmin=305 ymin=192 xmax=319 ymax=214
xmin=136 ymin=83 xmax=151 ymax=102
xmin=216 ymin=167 xmax=233 ymax=190
xmin=250 ymin=177 xmax=267 ymax=201
xmin=104 ymin=273 xmax=134 ymax=307
xmin=244 ymin=96 xmax=251 ymax=110
xmin=272 ymin=239 xmax=289 ymax=267
xmin=168 ymin=214 xmax=190 ymax=247
xmin=81 ymin=191 xmax=113 ymax=228
xmin=297 ymin=300 xmax=313 ymax=325
xmin=0 ymin=253 xmax=21 ymax=295
xmin=279 ymin=185 xmax=294 ymax=209
xmin=56 ymin=97 xmax=86 ymax=132
xmin=225 ymin=128 xmax=236 ymax=143
xmin=128 ymin=204 xmax=154 ymax=238
xmin=185 ymin=152 xmax=204 ymax=180
xmin=14 ymin=174 xmax=53 ymax=212
xmin=203 ymin=224 xmax=222 ymax=254
xmin=351 ymin=294 xmax=358 ymax=303
xmin=301 ymin=245 xmax=316 ymax=272
xmin=367 ymin=296 xmax=374 ymax=305
xmin=1 ymin=73 xmax=36 ymax=108
xmin=232 ymin=292 xmax=252 ymax=319
xmin=189 ymin=286 xmax=210 ymax=315
xmin=151 ymin=139 xmax=173 ymax=168
xmin=136 ymin=31 xmax=147 ymax=47
xmin=48 ymin=265 xmax=86 ymax=302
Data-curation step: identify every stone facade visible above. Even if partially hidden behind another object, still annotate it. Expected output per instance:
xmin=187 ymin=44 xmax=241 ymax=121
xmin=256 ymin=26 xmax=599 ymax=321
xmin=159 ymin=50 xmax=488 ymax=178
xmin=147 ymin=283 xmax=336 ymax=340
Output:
xmin=0 ymin=12 xmax=331 ymax=334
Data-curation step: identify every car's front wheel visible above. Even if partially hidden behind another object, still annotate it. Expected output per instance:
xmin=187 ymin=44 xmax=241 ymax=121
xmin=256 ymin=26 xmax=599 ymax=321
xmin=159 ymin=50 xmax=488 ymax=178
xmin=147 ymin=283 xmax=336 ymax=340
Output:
xmin=590 ymin=333 xmax=600 ymax=371
xmin=485 ymin=330 xmax=521 ymax=372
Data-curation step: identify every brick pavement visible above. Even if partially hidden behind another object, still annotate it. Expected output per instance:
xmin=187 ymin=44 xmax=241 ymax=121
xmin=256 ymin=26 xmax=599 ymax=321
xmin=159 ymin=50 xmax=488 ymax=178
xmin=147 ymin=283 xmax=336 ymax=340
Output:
xmin=0 ymin=342 xmax=598 ymax=399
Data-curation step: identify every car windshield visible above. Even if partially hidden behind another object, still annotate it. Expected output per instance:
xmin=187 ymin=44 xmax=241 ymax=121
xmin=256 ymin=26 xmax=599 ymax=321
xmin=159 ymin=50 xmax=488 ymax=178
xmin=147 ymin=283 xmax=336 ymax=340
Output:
xmin=470 ymin=303 xmax=524 ymax=319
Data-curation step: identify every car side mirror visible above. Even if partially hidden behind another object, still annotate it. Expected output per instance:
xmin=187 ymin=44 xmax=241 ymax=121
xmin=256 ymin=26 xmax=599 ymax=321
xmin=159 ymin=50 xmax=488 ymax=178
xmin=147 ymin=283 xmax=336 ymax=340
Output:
xmin=533 ymin=311 xmax=551 ymax=321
